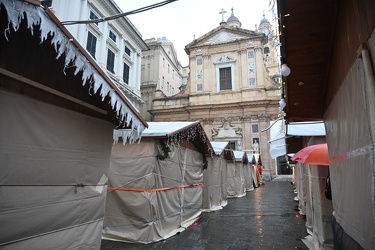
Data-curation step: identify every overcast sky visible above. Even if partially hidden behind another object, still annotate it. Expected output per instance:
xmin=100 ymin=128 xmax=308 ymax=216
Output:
xmin=114 ymin=0 xmax=276 ymax=66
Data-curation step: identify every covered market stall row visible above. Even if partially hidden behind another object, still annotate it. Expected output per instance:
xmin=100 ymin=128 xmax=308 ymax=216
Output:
xmin=103 ymin=122 xmax=264 ymax=244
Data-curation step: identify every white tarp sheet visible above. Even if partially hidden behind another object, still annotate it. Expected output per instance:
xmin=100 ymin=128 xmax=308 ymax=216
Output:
xmin=308 ymin=163 xmax=333 ymax=249
xmin=202 ymin=142 xmax=229 ymax=212
xmin=269 ymin=119 xmax=287 ymax=159
xmin=269 ymin=120 xmax=326 ymax=159
xmin=202 ymin=157 xmax=228 ymax=211
xmin=103 ymin=139 xmax=204 ymax=244
xmin=287 ymin=121 xmax=326 ymax=136
xmin=243 ymin=163 xmax=255 ymax=191
xmin=293 ymin=135 xmax=334 ymax=250
xmin=227 ymin=151 xmax=246 ymax=198
xmin=325 ymin=55 xmax=375 ymax=249
xmin=0 ymin=90 xmax=114 ymax=249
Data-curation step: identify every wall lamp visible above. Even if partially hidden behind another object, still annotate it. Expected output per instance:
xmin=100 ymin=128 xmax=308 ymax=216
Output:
xmin=280 ymin=58 xmax=291 ymax=77
xmin=279 ymin=96 xmax=286 ymax=108
xmin=279 ymin=81 xmax=286 ymax=108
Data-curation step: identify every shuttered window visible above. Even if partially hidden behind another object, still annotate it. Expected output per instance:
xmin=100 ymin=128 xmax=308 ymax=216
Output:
xmin=86 ymin=31 xmax=96 ymax=59
xmin=123 ymin=63 xmax=130 ymax=84
xmin=106 ymin=49 xmax=115 ymax=73
xmin=219 ymin=67 xmax=232 ymax=90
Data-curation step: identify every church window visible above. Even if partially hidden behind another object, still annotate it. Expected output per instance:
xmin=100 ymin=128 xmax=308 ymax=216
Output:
xmin=229 ymin=141 xmax=236 ymax=150
xmin=197 ymin=58 xmax=203 ymax=65
xmin=161 ymin=77 xmax=164 ymax=89
xmin=197 ymin=83 xmax=203 ymax=91
xmin=252 ymin=124 xmax=259 ymax=133
xmin=264 ymin=47 xmax=270 ymax=54
xmin=247 ymin=50 xmax=255 ymax=59
xmin=249 ymin=78 xmax=256 ymax=86
xmin=219 ymin=67 xmax=232 ymax=90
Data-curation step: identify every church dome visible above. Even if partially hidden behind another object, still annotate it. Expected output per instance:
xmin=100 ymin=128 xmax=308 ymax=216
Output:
xmin=227 ymin=7 xmax=241 ymax=28
xmin=227 ymin=13 xmax=239 ymax=23
xmin=260 ymin=14 xmax=270 ymax=25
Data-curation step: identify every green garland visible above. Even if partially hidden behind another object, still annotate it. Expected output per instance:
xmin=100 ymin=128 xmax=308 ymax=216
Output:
xmin=156 ymin=140 xmax=171 ymax=160
xmin=156 ymin=138 xmax=208 ymax=170
xmin=192 ymin=139 xmax=208 ymax=170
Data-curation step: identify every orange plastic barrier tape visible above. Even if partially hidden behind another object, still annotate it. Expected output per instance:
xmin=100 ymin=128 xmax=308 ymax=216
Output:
xmin=108 ymin=182 xmax=204 ymax=192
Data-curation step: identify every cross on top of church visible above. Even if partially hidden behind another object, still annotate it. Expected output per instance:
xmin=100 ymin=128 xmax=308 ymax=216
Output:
xmin=219 ymin=8 xmax=227 ymax=22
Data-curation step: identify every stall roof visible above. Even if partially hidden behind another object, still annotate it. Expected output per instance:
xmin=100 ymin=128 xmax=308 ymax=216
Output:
xmin=211 ymin=141 xmax=229 ymax=155
xmin=246 ymin=154 xmax=256 ymax=164
xmin=114 ymin=121 xmax=214 ymax=156
xmin=211 ymin=141 xmax=234 ymax=161
xmin=140 ymin=122 xmax=199 ymax=137
xmin=233 ymin=151 xmax=248 ymax=163
xmin=0 ymin=0 xmax=147 ymax=143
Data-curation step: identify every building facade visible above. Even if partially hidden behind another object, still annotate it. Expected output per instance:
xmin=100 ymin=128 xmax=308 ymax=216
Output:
xmin=140 ymin=37 xmax=185 ymax=121
xmin=150 ymin=10 xmax=282 ymax=174
xmin=49 ymin=0 xmax=148 ymax=110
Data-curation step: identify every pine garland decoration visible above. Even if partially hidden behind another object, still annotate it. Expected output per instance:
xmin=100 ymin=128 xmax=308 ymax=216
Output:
xmin=156 ymin=140 xmax=171 ymax=160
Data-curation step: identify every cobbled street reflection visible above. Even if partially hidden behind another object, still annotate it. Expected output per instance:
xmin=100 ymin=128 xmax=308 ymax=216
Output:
xmin=101 ymin=180 xmax=308 ymax=250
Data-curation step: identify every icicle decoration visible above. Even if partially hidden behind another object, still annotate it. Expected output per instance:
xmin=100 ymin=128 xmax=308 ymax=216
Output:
xmin=0 ymin=0 xmax=146 ymax=143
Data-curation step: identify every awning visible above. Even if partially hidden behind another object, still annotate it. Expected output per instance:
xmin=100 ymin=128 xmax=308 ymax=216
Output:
xmin=287 ymin=121 xmax=326 ymax=136
xmin=269 ymin=120 xmax=326 ymax=158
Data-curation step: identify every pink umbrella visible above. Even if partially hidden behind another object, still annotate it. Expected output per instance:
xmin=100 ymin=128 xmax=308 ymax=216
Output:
xmin=291 ymin=143 xmax=329 ymax=166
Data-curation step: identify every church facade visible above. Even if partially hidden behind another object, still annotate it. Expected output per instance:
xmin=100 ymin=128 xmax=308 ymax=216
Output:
xmin=149 ymin=10 xmax=282 ymax=174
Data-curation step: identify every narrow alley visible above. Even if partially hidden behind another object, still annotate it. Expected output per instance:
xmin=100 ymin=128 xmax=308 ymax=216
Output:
xmin=101 ymin=180 xmax=308 ymax=250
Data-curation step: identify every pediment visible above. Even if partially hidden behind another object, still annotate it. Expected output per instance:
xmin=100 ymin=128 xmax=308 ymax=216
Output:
xmin=185 ymin=26 xmax=264 ymax=52
xmin=203 ymin=31 xmax=248 ymax=45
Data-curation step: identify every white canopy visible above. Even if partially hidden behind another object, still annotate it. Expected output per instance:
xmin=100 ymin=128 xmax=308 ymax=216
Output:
xmin=211 ymin=141 xmax=230 ymax=155
xmin=269 ymin=120 xmax=326 ymax=158
xmin=287 ymin=121 xmax=326 ymax=136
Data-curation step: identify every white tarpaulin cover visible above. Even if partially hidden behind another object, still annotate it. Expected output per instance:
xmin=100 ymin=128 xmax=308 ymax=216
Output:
xmin=104 ymin=122 xmax=211 ymax=244
xmin=287 ymin=121 xmax=326 ymax=136
xmin=325 ymin=55 xmax=375 ymax=249
xmin=269 ymin=120 xmax=326 ymax=158
xmin=202 ymin=142 xmax=230 ymax=212
xmin=246 ymin=154 xmax=258 ymax=189
xmin=269 ymin=119 xmax=287 ymax=159
xmin=293 ymin=136 xmax=334 ymax=249
xmin=0 ymin=90 xmax=114 ymax=249
xmin=227 ymin=151 xmax=247 ymax=198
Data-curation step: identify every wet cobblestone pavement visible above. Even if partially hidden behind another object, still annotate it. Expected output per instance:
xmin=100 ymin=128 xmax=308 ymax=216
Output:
xmin=101 ymin=180 xmax=309 ymax=250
